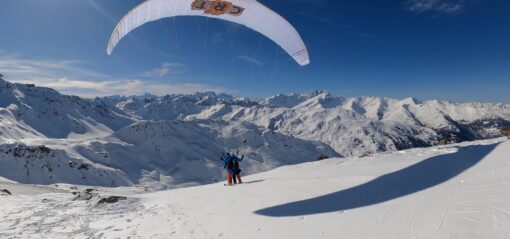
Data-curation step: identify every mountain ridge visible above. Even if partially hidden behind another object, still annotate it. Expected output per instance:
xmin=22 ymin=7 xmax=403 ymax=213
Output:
xmin=1 ymin=76 xmax=509 ymax=188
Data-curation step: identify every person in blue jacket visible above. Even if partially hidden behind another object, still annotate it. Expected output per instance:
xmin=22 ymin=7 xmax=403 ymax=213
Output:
xmin=221 ymin=152 xmax=244 ymax=186
xmin=222 ymin=153 xmax=234 ymax=186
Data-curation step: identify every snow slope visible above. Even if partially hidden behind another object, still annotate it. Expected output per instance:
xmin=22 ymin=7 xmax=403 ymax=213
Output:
xmin=0 ymin=143 xmax=130 ymax=186
xmin=0 ymin=119 xmax=337 ymax=188
xmin=73 ymin=120 xmax=338 ymax=189
xmin=1 ymin=138 xmax=508 ymax=238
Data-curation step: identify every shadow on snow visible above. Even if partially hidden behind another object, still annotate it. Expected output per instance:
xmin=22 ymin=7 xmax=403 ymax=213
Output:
xmin=243 ymin=179 xmax=265 ymax=184
xmin=254 ymin=143 xmax=499 ymax=217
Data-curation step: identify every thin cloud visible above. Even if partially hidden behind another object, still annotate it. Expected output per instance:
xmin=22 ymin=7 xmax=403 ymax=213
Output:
xmin=237 ymin=55 xmax=264 ymax=67
xmin=84 ymin=0 xmax=117 ymax=23
xmin=113 ymin=80 xmax=230 ymax=97
xmin=142 ymin=62 xmax=184 ymax=77
xmin=15 ymin=78 xmax=115 ymax=90
xmin=142 ymin=62 xmax=184 ymax=78
xmin=404 ymin=0 xmax=467 ymax=14
xmin=0 ymin=54 xmax=106 ymax=80
xmin=0 ymin=55 xmax=229 ymax=98
xmin=354 ymin=32 xmax=381 ymax=41
xmin=13 ymin=78 xmax=230 ymax=98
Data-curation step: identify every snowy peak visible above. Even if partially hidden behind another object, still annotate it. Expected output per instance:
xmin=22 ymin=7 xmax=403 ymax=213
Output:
xmin=265 ymin=93 xmax=308 ymax=108
xmin=100 ymin=89 xmax=510 ymax=157
xmin=292 ymin=91 xmax=344 ymax=110
xmin=0 ymin=79 xmax=134 ymax=139
xmin=263 ymin=91 xmax=338 ymax=108
xmin=400 ymin=97 xmax=422 ymax=106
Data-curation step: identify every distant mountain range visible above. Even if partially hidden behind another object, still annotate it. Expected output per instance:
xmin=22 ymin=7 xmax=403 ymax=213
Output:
xmin=100 ymin=88 xmax=510 ymax=156
xmin=1 ymin=76 xmax=509 ymax=188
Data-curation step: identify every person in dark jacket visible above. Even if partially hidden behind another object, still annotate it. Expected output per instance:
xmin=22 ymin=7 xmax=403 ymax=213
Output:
xmin=222 ymin=153 xmax=235 ymax=186
xmin=232 ymin=154 xmax=244 ymax=184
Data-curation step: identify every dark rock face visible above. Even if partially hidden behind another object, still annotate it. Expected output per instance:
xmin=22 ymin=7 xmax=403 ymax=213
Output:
xmin=389 ymin=118 xmax=510 ymax=151
xmin=97 ymin=196 xmax=127 ymax=204
xmin=72 ymin=188 xmax=127 ymax=204
xmin=501 ymin=128 xmax=510 ymax=139
xmin=72 ymin=188 xmax=98 ymax=201
xmin=1 ymin=189 xmax=12 ymax=196
xmin=78 ymin=164 xmax=90 ymax=170
xmin=315 ymin=155 xmax=330 ymax=161
xmin=435 ymin=118 xmax=510 ymax=144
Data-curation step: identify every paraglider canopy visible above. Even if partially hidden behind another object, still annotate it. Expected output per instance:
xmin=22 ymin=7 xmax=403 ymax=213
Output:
xmin=107 ymin=0 xmax=310 ymax=66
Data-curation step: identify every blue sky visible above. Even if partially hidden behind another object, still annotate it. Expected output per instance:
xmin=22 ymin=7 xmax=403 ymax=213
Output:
xmin=0 ymin=0 xmax=509 ymax=102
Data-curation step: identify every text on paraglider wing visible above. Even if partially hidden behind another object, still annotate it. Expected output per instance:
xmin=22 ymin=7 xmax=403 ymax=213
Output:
xmin=191 ymin=0 xmax=245 ymax=16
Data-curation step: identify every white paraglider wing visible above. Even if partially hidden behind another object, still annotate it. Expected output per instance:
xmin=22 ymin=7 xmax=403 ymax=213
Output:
xmin=107 ymin=0 xmax=309 ymax=66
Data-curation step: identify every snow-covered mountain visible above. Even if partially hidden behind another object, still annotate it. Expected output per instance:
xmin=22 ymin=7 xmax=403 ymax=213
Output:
xmin=0 ymin=79 xmax=133 ymax=139
xmin=1 ymin=75 xmax=510 ymax=188
xmin=104 ymin=90 xmax=510 ymax=157
xmin=0 ymin=143 xmax=130 ymax=186
xmin=72 ymin=120 xmax=337 ymax=189
xmin=0 ymin=78 xmax=338 ymax=188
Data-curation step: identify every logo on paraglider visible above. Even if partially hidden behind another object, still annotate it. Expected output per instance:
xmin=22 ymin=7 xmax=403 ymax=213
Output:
xmin=191 ymin=0 xmax=245 ymax=16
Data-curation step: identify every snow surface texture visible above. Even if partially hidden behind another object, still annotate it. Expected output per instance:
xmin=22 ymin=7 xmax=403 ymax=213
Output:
xmin=1 ymin=76 xmax=510 ymax=188
xmin=0 ymin=139 xmax=508 ymax=238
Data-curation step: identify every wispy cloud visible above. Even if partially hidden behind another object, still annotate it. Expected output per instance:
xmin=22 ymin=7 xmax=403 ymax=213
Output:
xmin=0 ymin=54 xmax=106 ymax=81
xmin=142 ymin=62 xmax=184 ymax=78
xmin=354 ymin=32 xmax=381 ymax=41
xmin=0 ymin=54 xmax=229 ymax=97
xmin=84 ymin=0 xmax=117 ymax=23
xmin=109 ymin=80 xmax=230 ymax=97
xmin=237 ymin=55 xmax=264 ymax=67
xmin=16 ymin=78 xmax=114 ymax=90
xmin=404 ymin=0 xmax=467 ymax=14
xmin=13 ymin=78 xmax=229 ymax=98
